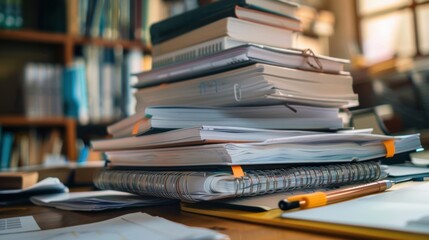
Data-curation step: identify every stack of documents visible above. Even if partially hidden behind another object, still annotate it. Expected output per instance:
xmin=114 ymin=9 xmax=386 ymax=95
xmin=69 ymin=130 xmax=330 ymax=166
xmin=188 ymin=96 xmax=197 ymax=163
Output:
xmin=91 ymin=0 xmax=422 ymax=204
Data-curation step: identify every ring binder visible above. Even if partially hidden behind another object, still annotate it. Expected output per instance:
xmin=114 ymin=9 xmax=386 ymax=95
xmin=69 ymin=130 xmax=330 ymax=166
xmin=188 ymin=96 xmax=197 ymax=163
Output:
xmin=94 ymin=161 xmax=385 ymax=202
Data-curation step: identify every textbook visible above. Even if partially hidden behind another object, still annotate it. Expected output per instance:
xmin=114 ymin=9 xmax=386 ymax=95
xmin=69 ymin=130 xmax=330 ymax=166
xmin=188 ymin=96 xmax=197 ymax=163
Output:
xmin=94 ymin=161 xmax=384 ymax=201
xmin=134 ymin=63 xmax=358 ymax=112
xmin=152 ymin=17 xmax=294 ymax=57
xmin=104 ymin=133 xmax=421 ymax=167
xmin=150 ymin=0 xmax=299 ymax=45
xmin=93 ymin=126 xmax=371 ymax=151
xmin=133 ymin=45 xmax=349 ymax=88
xmin=106 ymin=105 xmax=343 ymax=138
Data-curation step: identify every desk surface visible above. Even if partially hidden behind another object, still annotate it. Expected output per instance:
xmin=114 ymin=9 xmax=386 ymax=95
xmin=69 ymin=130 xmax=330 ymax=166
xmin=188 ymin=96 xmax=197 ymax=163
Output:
xmin=0 ymin=202 xmax=344 ymax=240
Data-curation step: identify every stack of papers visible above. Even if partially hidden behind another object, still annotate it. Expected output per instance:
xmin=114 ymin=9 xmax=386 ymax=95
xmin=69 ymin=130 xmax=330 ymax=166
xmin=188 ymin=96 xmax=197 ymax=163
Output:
xmin=30 ymin=190 xmax=177 ymax=211
xmin=0 ymin=178 xmax=68 ymax=205
xmin=4 ymin=212 xmax=229 ymax=240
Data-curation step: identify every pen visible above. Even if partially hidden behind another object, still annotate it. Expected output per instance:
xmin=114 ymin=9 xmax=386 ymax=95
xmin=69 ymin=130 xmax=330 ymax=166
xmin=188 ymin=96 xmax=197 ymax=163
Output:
xmin=278 ymin=180 xmax=393 ymax=211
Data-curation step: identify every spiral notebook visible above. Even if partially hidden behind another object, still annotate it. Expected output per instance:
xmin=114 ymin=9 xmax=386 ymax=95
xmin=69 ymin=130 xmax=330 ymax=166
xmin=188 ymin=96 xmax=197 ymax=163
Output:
xmin=94 ymin=161 xmax=385 ymax=202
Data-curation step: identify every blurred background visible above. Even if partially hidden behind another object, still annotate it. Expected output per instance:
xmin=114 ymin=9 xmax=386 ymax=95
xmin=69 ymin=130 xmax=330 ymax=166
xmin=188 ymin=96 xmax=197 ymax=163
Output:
xmin=0 ymin=0 xmax=428 ymax=173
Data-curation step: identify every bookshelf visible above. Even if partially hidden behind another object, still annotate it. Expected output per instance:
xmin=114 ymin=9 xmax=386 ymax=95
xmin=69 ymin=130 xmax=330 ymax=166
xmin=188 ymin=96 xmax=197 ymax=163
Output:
xmin=0 ymin=116 xmax=77 ymax=161
xmin=0 ymin=29 xmax=151 ymax=65
xmin=0 ymin=0 xmax=166 ymax=166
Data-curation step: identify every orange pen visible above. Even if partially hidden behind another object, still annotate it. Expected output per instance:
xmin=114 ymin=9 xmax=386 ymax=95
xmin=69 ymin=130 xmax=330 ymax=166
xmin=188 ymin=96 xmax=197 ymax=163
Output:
xmin=278 ymin=180 xmax=393 ymax=210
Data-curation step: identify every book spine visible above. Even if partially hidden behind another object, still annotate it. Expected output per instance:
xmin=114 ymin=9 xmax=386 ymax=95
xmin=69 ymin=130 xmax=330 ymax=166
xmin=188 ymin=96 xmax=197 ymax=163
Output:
xmin=94 ymin=161 xmax=384 ymax=202
xmin=150 ymin=0 xmax=240 ymax=44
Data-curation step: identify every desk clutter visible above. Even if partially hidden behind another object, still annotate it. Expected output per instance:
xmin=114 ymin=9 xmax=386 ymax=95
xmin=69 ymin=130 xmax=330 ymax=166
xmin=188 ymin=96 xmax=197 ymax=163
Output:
xmin=86 ymin=0 xmax=428 ymax=239
xmin=2 ymin=1 xmax=427 ymax=240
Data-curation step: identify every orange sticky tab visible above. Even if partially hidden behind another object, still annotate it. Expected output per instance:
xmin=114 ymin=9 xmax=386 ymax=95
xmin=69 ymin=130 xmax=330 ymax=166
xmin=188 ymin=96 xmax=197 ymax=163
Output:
xmin=231 ymin=165 xmax=245 ymax=178
xmin=132 ymin=119 xmax=146 ymax=135
xmin=287 ymin=192 xmax=327 ymax=209
xmin=383 ymin=139 xmax=395 ymax=158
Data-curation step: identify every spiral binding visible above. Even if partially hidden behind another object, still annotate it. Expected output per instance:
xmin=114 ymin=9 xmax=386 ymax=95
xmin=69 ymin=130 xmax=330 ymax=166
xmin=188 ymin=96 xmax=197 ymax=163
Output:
xmin=94 ymin=161 xmax=383 ymax=202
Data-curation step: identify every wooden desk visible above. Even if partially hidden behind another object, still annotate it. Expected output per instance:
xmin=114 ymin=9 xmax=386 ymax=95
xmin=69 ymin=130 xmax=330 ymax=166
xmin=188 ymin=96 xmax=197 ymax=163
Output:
xmin=0 ymin=202 xmax=344 ymax=240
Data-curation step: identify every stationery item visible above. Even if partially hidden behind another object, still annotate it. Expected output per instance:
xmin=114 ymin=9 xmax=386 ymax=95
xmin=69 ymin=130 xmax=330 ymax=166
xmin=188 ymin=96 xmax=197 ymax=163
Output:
xmin=104 ymin=133 xmax=421 ymax=167
xmin=278 ymin=180 xmax=393 ymax=210
xmin=133 ymin=45 xmax=349 ymax=88
xmin=152 ymin=17 xmax=294 ymax=57
xmin=94 ymin=161 xmax=385 ymax=201
xmin=150 ymin=0 xmax=299 ymax=44
xmin=0 ymin=177 xmax=68 ymax=205
xmin=107 ymin=105 xmax=343 ymax=138
xmin=4 ymin=212 xmax=229 ymax=240
xmin=94 ymin=126 xmax=371 ymax=151
xmin=30 ymin=190 xmax=176 ymax=211
xmin=280 ymin=182 xmax=429 ymax=237
xmin=181 ymin=184 xmax=429 ymax=240
xmin=0 ymin=172 xmax=38 ymax=190
xmin=0 ymin=216 xmax=40 ymax=235
xmin=134 ymin=63 xmax=358 ymax=113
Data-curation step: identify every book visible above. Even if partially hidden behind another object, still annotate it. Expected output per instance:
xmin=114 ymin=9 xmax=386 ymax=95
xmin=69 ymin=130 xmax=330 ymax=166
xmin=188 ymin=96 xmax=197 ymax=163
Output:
xmin=133 ymin=45 xmax=350 ymax=89
xmin=0 ymin=172 xmax=38 ymax=190
xmin=152 ymin=17 xmax=294 ymax=57
xmin=150 ymin=0 xmax=299 ymax=45
xmin=107 ymin=105 xmax=343 ymax=138
xmin=93 ymin=126 xmax=371 ymax=151
xmin=153 ymin=37 xmax=250 ymax=68
xmin=0 ymin=131 xmax=14 ymax=169
xmin=133 ymin=63 xmax=358 ymax=113
xmin=104 ymin=133 xmax=421 ymax=167
xmin=94 ymin=161 xmax=385 ymax=201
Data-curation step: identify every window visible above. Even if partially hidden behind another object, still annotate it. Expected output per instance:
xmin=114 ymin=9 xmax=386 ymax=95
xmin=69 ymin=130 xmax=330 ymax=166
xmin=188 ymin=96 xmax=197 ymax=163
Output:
xmin=357 ymin=0 xmax=429 ymax=64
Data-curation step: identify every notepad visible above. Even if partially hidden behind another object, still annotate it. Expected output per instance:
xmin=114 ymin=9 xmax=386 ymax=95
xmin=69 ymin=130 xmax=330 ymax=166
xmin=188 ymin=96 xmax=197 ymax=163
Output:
xmin=281 ymin=182 xmax=429 ymax=235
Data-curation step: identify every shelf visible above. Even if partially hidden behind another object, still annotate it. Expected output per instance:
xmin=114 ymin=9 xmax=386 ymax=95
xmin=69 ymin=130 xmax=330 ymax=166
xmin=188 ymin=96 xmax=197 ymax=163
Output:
xmin=0 ymin=116 xmax=77 ymax=161
xmin=0 ymin=29 xmax=68 ymax=44
xmin=0 ymin=116 xmax=75 ymax=126
xmin=0 ymin=29 xmax=151 ymax=52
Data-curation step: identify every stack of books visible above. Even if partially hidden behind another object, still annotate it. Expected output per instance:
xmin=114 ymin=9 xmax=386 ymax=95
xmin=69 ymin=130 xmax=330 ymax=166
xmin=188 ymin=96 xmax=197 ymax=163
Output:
xmin=91 ymin=0 xmax=421 ymax=202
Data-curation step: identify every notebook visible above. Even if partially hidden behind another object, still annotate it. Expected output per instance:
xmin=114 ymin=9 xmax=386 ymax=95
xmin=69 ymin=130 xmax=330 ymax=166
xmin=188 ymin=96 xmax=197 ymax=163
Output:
xmin=133 ymin=45 xmax=349 ymax=88
xmin=94 ymin=161 xmax=384 ymax=201
xmin=133 ymin=63 xmax=358 ymax=112
xmin=93 ymin=127 xmax=372 ymax=151
xmin=104 ymin=133 xmax=421 ymax=167
xmin=181 ymin=183 xmax=429 ymax=240
xmin=107 ymin=105 xmax=343 ymax=138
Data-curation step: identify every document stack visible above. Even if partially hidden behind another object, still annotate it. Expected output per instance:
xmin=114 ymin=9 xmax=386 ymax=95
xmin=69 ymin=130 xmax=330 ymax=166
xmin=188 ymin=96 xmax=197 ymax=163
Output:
xmin=92 ymin=0 xmax=422 ymax=202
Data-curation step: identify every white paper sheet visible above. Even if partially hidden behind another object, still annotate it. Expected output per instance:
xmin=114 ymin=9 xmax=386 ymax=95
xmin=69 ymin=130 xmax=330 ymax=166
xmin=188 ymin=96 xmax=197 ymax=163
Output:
xmin=0 ymin=216 xmax=40 ymax=235
xmin=4 ymin=212 xmax=229 ymax=240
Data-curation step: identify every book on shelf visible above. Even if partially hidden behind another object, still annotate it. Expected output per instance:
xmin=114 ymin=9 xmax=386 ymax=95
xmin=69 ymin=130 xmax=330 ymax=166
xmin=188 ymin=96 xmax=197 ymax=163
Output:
xmin=150 ymin=0 xmax=300 ymax=45
xmin=94 ymin=126 xmax=373 ymax=152
xmin=106 ymin=105 xmax=343 ymax=138
xmin=104 ymin=133 xmax=421 ymax=167
xmin=133 ymin=45 xmax=349 ymax=88
xmin=94 ymin=161 xmax=385 ymax=201
xmin=152 ymin=17 xmax=294 ymax=57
